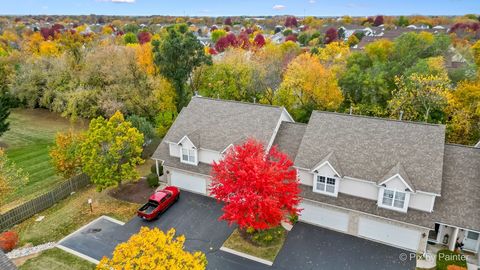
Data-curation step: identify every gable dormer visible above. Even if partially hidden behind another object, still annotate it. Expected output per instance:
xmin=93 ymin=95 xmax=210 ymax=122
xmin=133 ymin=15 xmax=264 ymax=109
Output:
xmin=177 ymin=135 xmax=198 ymax=166
xmin=377 ymin=163 xmax=414 ymax=213
xmin=311 ymin=152 xmax=342 ymax=197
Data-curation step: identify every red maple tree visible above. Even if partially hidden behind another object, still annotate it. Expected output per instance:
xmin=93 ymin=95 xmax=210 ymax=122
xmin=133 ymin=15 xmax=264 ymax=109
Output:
xmin=210 ymin=139 xmax=301 ymax=230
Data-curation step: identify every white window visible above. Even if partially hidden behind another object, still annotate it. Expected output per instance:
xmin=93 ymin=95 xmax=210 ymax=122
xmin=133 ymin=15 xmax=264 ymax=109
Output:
xmin=181 ymin=148 xmax=196 ymax=165
xmin=313 ymin=175 xmax=338 ymax=196
xmin=379 ymin=188 xmax=408 ymax=212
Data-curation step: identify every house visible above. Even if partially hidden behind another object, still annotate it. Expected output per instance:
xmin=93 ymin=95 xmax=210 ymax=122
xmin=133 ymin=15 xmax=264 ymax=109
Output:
xmin=152 ymin=97 xmax=480 ymax=254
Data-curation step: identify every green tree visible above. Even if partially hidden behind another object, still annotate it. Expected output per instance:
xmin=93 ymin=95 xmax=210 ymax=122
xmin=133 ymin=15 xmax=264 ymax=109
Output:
xmin=389 ymin=73 xmax=450 ymax=122
xmin=126 ymin=115 xmax=155 ymax=143
xmin=0 ymin=94 xmax=10 ymax=137
xmin=49 ymin=131 xmax=84 ymax=178
xmin=0 ymin=148 xmax=28 ymax=206
xmin=81 ymin=111 xmax=144 ymax=190
xmin=152 ymin=24 xmax=212 ymax=111
xmin=123 ymin=32 xmax=138 ymax=44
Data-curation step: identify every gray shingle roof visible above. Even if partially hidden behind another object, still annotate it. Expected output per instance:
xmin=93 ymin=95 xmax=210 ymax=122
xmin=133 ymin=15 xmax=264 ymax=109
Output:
xmin=162 ymin=97 xmax=288 ymax=152
xmin=378 ymin=162 xmax=415 ymax=192
xmin=272 ymin=122 xmax=306 ymax=161
xmin=294 ymin=111 xmax=446 ymax=194
xmin=0 ymin=250 xmax=16 ymax=270
xmin=302 ymin=144 xmax=480 ymax=231
xmin=431 ymin=144 xmax=480 ymax=231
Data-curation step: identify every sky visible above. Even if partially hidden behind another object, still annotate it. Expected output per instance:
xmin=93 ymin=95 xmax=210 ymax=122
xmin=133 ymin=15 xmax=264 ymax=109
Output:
xmin=1 ymin=0 xmax=478 ymax=17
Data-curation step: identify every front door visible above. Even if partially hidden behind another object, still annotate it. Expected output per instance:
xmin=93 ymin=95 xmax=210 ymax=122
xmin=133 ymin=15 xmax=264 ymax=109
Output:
xmin=463 ymin=230 xmax=480 ymax=252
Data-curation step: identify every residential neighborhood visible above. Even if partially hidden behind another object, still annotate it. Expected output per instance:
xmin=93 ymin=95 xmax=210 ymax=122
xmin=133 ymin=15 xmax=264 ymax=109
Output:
xmin=0 ymin=1 xmax=479 ymax=270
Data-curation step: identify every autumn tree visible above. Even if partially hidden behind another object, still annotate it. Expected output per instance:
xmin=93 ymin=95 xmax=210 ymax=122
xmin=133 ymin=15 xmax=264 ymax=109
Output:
xmin=285 ymin=16 xmax=298 ymax=28
xmin=210 ymin=139 xmax=301 ymax=231
xmin=324 ymin=27 xmax=338 ymax=44
xmin=446 ymin=78 xmax=480 ymax=145
xmin=0 ymin=149 xmax=28 ymax=206
xmin=253 ymin=33 xmax=266 ymax=48
xmin=49 ymin=131 xmax=84 ymax=178
xmin=373 ymin=15 xmax=384 ymax=26
xmin=80 ymin=111 xmax=144 ymax=190
xmin=97 ymin=227 xmax=207 ymax=270
xmin=152 ymin=24 xmax=211 ymax=110
xmin=274 ymin=53 xmax=343 ymax=121
xmin=389 ymin=73 xmax=451 ymax=122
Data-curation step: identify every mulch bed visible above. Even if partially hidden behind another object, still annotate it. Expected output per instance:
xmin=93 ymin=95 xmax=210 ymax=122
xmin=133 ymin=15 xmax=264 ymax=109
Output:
xmin=108 ymin=179 xmax=157 ymax=204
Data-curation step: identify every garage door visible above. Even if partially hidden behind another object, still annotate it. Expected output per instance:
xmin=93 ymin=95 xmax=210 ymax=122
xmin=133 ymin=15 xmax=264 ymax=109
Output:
xmin=299 ymin=201 xmax=349 ymax=232
xmin=170 ymin=171 xmax=207 ymax=195
xmin=358 ymin=217 xmax=420 ymax=251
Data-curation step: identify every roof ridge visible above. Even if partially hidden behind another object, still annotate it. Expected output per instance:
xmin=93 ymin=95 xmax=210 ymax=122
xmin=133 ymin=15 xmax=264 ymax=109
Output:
xmin=312 ymin=110 xmax=445 ymax=128
xmin=192 ymin=96 xmax=284 ymax=110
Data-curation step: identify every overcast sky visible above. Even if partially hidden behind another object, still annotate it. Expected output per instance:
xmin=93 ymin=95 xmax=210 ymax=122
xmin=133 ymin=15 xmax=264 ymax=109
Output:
xmin=1 ymin=0 xmax=478 ymax=17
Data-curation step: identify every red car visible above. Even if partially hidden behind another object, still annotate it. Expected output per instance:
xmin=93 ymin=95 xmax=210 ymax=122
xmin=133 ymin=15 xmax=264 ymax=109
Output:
xmin=137 ymin=186 xmax=180 ymax=221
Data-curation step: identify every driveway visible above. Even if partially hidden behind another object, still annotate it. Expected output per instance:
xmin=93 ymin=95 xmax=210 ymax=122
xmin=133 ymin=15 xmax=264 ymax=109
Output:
xmin=59 ymin=191 xmax=415 ymax=270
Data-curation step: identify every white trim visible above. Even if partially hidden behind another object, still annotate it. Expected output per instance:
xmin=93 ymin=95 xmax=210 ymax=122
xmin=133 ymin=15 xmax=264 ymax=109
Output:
xmin=377 ymin=187 xmax=410 ymax=213
xmin=434 ymin=222 xmax=480 ymax=234
xmin=311 ymin=161 xmax=342 ymax=178
xmin=59 ymin=216 xmax=123 ymax=244
xmin=281 ymin=107 xmax=295 ymax=122
xmin=56 ymin=245 xmax=100 ymax=264
xmin=378 ymin=173 xmax=414 ymax=192
xmin=177 ymin=135 xmax=196 ymax=148
xmin=220 ymin=144 xmax=234 ymax=154
xmin=164 ymin=165 xmax=211 ymax=178
xmin=301 ymin=197 xmax=430 ymax=230
xmin=294 ymin=168 xmax=441 ymax=196
xmin=312 ymin=174 xmax=339 ymax=197
xmin=180 ymin=147 xmax=198 ymax=165
xmin=220 ymin=246 xmax=273 ymax=266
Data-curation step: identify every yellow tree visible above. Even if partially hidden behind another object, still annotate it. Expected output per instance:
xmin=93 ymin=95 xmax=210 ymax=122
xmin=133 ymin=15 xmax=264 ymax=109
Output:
xmin=365 ymin=39 xmax=394 ymax=62
xmin=49 ymin=131 xmax=84 ymax=178
xmin=97 ymin=227 xmax=207 ymax=270
xmin=472 ymin=40 xmax=480 ymax=66
xmin=446 ymin=77 xmax=480 ymax=145
xmin=389 ymin=73 xmax=451 ymax=122
xmin=38 ymin=41 xmax=61 ymax=57
xmin=274 ymin=53 xmax=343 ymax=121
xmin=316 ymin=41 xmax=350 ymax=74
xmin=129 ymin=43 xmax=155 ymax=75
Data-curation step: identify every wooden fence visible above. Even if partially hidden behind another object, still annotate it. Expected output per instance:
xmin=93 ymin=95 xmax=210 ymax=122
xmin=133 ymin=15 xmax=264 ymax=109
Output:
xmin=0 ymin=174 xmax=90 ymax=231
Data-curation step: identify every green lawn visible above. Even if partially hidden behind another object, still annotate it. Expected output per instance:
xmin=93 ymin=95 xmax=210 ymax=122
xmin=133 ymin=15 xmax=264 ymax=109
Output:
xmin=13 ymin=185 xmax=139 ymax=246
xmin=436 ymin=249 xmax=468 ymax=270
xmin=0 ymin=109 xmax=87 ymax=209
xmin=18 ymin=248 xmax=95 ymax=270
xmin=222 ymin=229 xmax=286 ymax=262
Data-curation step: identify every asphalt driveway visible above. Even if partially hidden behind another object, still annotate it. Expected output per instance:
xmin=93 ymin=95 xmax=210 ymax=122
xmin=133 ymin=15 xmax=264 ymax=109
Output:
xmin=59 ymin=191 xmax=415 ymax=270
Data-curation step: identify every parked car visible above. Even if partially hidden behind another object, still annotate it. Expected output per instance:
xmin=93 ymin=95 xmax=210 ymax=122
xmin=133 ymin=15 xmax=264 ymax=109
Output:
xmin=137 ymin=186 xmax=180 ymax=221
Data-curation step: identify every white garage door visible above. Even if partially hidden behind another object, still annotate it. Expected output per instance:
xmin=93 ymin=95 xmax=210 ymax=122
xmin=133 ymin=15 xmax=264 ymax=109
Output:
xmin=299 ymin=201 xmax=349 ymax=232
xmin=358 ymin=217 xmax=421 ymax=251
xmin=170 ymin=171 xmax=207 ymax=195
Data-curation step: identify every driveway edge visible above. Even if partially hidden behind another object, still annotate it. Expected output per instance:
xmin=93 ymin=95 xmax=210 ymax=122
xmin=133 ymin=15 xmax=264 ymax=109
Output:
xmin=56 ymin=244 xmax=100 ymax=264
xmin=220 ymin=246 xmax=273 ymax=266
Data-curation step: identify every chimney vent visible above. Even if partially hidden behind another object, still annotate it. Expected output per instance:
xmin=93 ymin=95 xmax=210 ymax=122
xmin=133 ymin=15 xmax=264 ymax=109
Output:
xmin=399 ymin=110 xmax=404 ymax=120
xmin=349 ymin=105 xmax=353 ymax=115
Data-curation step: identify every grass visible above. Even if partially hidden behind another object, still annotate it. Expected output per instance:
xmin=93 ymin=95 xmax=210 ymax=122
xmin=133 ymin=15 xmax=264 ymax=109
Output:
xmin=436 ymin=249 xmax=468 ymax=270
xmin=12 ymin=185 xmax=139 ymax=246
xmin=18 ymin=248 xmax=95 ymax=270
xmin=0 ymin=109 xmax=87 ymax=209
xmin=222 ymin=229 xmax=286 ymax=262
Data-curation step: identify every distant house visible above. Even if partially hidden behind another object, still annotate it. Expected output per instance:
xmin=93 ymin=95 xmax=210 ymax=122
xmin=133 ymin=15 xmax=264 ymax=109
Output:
xmin=152 ymin=97 xmax=480 ymax=254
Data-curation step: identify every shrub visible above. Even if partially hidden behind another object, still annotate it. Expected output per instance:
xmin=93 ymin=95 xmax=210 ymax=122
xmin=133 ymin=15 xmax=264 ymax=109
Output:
xmin=0 ymin=231 xmax=18 ymax=252
xmin=150 ymin=163 xmax=163 ymax=176
xmin=146 ymin=173 xmax=159 ymax=188
xmin=289 ymin=214 xmax=299 ymax=224
xmin=447 ymin=265 xmax=467 ymax=270
xmin=436 ymin=249 xmax=467 ymax=270
xmin=251 ymin=227 xmax=285 ymax=246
